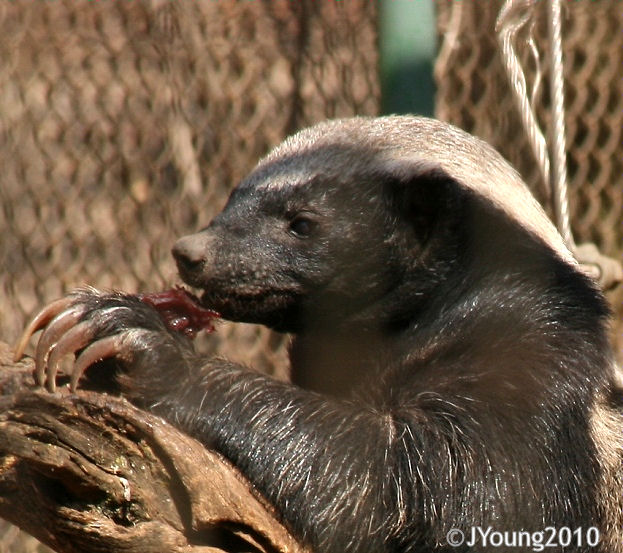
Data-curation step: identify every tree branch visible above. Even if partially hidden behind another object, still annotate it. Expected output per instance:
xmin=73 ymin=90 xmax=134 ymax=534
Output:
xmin=0 ymin=342 xmax=309 ymax=553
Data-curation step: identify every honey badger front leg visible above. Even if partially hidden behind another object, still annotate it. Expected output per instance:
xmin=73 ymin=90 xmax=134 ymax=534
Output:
xmin=14 ymin=288 xmax=402 ymax=553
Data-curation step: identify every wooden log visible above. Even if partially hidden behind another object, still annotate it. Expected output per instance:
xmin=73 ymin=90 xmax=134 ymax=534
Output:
xmin=0 ymin=342 xmax=308 ymax=553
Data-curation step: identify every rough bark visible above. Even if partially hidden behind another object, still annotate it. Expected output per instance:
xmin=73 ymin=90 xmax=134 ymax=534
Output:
xmin=0 ymin=342 xmax=308 ymax=553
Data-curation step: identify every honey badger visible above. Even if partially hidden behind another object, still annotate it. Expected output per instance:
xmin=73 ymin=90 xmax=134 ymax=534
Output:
xmin=16 ymin=116 xmax=623 ymax=552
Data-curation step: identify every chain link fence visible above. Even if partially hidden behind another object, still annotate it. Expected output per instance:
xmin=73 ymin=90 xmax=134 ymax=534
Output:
xmin=1 ymin=1 xmax=622 ymax=551
xmin=0 ymin=0 xmax=380 ymax=378
xmin=435 ymin=0 xmax=623 ymax=358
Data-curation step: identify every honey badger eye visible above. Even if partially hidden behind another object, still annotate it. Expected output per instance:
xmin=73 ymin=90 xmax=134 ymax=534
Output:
xmin=288 ymin=213 xmax=316 ymax=238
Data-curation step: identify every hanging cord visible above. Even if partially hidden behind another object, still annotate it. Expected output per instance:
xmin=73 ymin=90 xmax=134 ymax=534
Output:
xmin=435 ymin=0 xmax=463 ymax=89
xmin=546 ymin=0 xmax=573 ymax=249
xmin=496 ymin=0 xmax=622 ymax=289
xmin=496 ymin=0 xmax=550 ymax=200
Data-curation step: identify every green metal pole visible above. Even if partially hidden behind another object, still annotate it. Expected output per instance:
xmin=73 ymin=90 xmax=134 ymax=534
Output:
xmin=379 ymin=0 xmax=436 ymax=116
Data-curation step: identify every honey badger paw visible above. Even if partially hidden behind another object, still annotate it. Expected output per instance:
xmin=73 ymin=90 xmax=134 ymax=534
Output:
xmin=13 ymin=288 xmax=196 ymax=394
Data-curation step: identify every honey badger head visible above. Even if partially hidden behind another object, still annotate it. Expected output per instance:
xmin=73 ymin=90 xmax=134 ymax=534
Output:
xmin=172 ymin=116 xmax=582 ymax=334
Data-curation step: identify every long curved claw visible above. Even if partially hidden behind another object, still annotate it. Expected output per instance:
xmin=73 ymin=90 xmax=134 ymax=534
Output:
xmin=45 ymin=321 xmax=97 ymax=393
xmin=70 ymin=329 xmax=151 ymax=392
xmin=34 ymin=305 xmax=86 ymax=387
xmin=13 ymin=296 xmax=77 ymax=362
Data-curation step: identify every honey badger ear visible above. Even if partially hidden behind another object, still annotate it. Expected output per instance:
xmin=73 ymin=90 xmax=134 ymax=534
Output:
xmin=382 ymin=159 xmax=466 ymax=239
xmin=378 ymin=153 xmax=576 ymax=266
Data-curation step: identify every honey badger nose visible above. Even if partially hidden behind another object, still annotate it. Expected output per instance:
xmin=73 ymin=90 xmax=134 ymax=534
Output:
xmin=172 ymin=234 xmax=210 ymax=281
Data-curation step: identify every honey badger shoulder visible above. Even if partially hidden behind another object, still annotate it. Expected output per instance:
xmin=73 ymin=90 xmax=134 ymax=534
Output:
xmin=143 ymin=117 xmax=623 ymax=551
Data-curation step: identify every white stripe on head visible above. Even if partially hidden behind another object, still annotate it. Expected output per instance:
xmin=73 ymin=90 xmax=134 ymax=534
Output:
xmin=248 ymin=116 xmax=574 ymax=264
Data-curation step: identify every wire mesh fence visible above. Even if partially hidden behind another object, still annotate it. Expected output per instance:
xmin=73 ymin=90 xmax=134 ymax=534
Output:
xmin=0 ymin=0 xmax=380 ymax=378
xmin=1 ymin=1 xmax=622 ymax=551
xmin=435 ymin=0 xmax=623 ymax=358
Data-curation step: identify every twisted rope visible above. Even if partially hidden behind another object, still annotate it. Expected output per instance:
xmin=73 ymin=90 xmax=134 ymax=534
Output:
xmin=496 ymin=0 xmax=622 ymax=288
xmin=496 ymin=0 xmax=551 ymax=201
xmin=546 ymin=0 xmax=574 ymax=249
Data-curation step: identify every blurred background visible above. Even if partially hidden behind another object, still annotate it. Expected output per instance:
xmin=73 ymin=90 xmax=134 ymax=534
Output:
xmin=0 ymin=1 xmax=621 ymax=551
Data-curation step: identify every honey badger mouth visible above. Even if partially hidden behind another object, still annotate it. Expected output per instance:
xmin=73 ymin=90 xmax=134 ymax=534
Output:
xmin=137 ymin=286 xmax=219 ymax=339
xmin=139 ymin=284 xmax=302 ymax=336
xmin=197 ymin=285 xmax=303 ymax=331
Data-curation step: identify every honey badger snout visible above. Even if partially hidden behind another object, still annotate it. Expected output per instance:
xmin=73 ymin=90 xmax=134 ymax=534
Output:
xmin=172 ymin=232 xmax=215 ymax=287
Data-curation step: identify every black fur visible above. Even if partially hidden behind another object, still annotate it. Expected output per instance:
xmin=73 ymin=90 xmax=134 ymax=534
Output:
xmin=71 ymin=118 xmax=620 ymax=552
